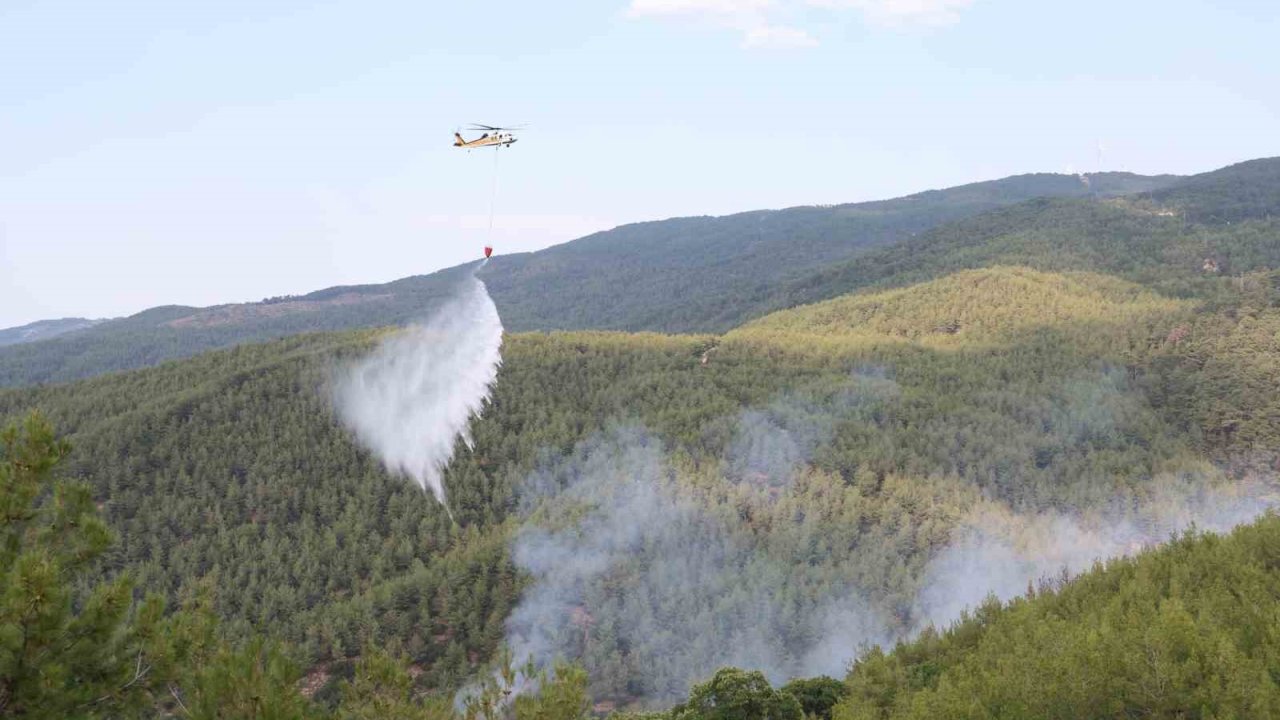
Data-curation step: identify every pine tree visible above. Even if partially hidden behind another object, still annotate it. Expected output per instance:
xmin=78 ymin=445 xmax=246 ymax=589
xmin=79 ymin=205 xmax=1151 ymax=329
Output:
xmin=0 ymin=413 xmax=159 ymax=718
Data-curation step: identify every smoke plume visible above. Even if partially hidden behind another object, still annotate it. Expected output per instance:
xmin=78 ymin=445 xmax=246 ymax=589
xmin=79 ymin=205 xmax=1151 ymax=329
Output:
xmin=505 ymin=410 xmax=1278 ymax=707
xmin=728 ymin=367 xmax=898 ymax=486
xmin=913 ymin=474 xmax=1279 ymax=631
xmin=506 ymin=423 xmax=900 ymax=703
xmin=334 ymin=269 xmax=503 ymax=506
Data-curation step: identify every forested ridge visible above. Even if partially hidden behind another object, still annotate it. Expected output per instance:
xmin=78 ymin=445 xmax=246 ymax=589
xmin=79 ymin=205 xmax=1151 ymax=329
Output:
xmin=3 ymin=158 xmax=1280 ymax=717
xmin=767 ymin=192 xmax=1280 ymax=316
xmin=479 ymin=171 xmax=1174 ymax=334
xmin=1142 ymin=155 xmax=1280 ymax=225
xmin=5 ymin=159 xmax=1275 ymax=388
xmin=0 ymin=169 xmax=1181 ymax=387
xmin=0 ymin=317 xmax=103 ymax=347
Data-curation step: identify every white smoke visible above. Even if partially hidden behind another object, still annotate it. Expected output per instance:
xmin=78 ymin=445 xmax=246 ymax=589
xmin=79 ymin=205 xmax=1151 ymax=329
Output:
xmin=505 ymin=422 xmax=1279 ymax=706
xmin=505 ymin=424 xmax=899 ymax=703
xmin=796 ymin=471 xmax=1279 ymax=678
xmin=504 ymin=371 xmax=906 ymax=701
xmin=913 ymin=474 xmax=1280 ymax=631
xmin=334 ymin=269 xmax=503 ymax=507
xmin=727 ymin=367 xmax=899 ymax=486
xmin=500 ymin=356 xmax=1280 ymax=708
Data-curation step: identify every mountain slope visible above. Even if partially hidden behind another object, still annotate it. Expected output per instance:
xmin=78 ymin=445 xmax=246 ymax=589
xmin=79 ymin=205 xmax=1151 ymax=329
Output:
xmin=0 ymin=317 xmax=103 ymax=347
xmin=765 ymin=161 xmax=1280 ymax=315
xmin=617 ymin=513 xmax=1280 ymax=719
xmin=0 ymin=171 xmax=1177 ymax=388
xmin=734 ymin=266 xmax=1189 ymax=350
xmin=481 ymin=172 xmax=1174 ymax=334
xmin=832 ymin=514 xmax=1280 ymax=719
xmin=0 ymin=269 xmax=475 ymax=388
xmin=1142 ymin=155 xmax=1280 ymax=224
xmin=5 ymin=261 xmax=1277 ymax=703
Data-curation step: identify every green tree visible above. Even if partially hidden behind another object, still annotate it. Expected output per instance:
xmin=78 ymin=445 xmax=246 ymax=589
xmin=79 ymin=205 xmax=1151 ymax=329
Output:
xmin=780 ymin=676 xmax=847 ymax=720
xmin=0 ymin=413 xmax=162 ymax=718
xmin=337 ymin=649 xmax=453 ymax=720
xmin=168 ymin=637 xmax=314 ymax=720
xmin=512 ymin=663 xmax=591 ymax=720
xmin=671 ymin=668 xmax=802 ymax=720
xmin=460 ymin=649 xmax=591 ymax=720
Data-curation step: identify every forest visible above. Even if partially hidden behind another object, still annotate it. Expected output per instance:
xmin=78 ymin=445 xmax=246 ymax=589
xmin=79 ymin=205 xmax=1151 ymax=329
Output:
xmin=8 ymin=407 xmax=1278 ymax=718
xmin=3 ymin=157 xmax=1280 ymax=717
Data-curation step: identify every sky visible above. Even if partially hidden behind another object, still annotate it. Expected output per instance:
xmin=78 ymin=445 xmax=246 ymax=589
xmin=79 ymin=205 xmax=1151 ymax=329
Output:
xmin=2 ymin=0 xmax=1277 ymax=328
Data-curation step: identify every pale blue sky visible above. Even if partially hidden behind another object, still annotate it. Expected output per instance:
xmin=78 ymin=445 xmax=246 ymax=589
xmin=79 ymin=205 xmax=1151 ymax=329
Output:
xmin=2 ymin=0 xmax=1277 ymax=327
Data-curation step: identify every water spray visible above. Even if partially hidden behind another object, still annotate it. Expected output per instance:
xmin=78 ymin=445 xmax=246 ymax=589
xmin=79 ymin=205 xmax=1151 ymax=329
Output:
xmin=334 ymin=270 xmax=503 ymax=511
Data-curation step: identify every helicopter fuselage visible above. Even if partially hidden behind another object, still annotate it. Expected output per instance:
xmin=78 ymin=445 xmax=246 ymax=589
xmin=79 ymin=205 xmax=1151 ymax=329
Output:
xmin=453 ymin=132 xmax=517 ymax=148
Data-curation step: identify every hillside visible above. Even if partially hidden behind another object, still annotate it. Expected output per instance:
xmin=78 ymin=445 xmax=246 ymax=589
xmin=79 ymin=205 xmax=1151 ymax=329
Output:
xmin=0 ymin=317 xmax=103 ymax=347
xmin=0 ymin=171 xmax=1177 ymax=388
xmin=734 ymin=266 xmax=1189 ymax=350
xmin=4 ymin=258 xmax=1278 ymax=708
xmin=1143 ymin=156 xmax=1280 ymax=224
xmin=0 ymin=268 xmax=476 ymax=388
xmin=829 ymin=514 xmax=1280 ymax=719
xmin=613 ymin=513 xmax=1280 ymax=719
xmin=480 ymin=171 xmax=1173 ymax=334
xmin=761 ymin=159 xmax=1280 ymax=317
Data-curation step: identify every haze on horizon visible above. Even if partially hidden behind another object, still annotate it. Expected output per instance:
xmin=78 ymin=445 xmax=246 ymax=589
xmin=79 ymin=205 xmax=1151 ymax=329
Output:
xmin=2 ymin=0 xmax=1277 ymax=328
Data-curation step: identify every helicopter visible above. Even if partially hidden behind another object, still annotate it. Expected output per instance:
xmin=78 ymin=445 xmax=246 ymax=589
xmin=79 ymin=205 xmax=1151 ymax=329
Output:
xmin=453 ymin=124 xmax=521 ymax=149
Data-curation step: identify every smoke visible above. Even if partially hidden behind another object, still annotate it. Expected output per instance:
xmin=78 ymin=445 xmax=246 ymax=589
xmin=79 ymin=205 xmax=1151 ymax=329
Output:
xmin=505 ymin=422 xmax=898 ymax=704
xmin=503 ymin=365 xmax=1278 ymax=708
xmin=727 ymin=367 xmax=899 ymax=486
xmin=334 ymin=269 xmax=503 ymax=507
xmin=506 ymin=426 xmax=674 ymax=681
xmin=913 ymin=474 xmax=1279 ymax=631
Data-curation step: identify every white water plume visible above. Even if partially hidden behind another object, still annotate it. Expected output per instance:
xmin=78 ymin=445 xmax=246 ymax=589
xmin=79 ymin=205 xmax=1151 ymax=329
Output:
xmin=335 ymin=269 xmax=503 ymax=507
